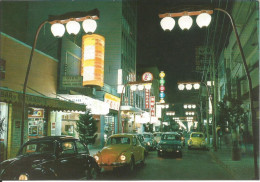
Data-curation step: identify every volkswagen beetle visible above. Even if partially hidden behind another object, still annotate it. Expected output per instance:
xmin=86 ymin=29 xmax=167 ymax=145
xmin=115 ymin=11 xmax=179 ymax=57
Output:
xmin=0 ymin=136 xmax=100 ymax=180
xmin=94 ymin=133 xmax=145 ymax=172
xmin=187 ymin=132 xmax=207 ymax=150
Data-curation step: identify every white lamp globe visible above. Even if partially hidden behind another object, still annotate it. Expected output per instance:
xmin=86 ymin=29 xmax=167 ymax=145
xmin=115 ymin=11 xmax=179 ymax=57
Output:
xmin=192 ymin=105 xmax=196 ymax=109
xmin=82 ymin=19 xmax=97 ymax=34
xmin=51 ymin=23 xmax=65 ymax=38
xmin=184 ymin=105 xmax=187 ymax=109
xmin=196 ymin=13 xmax=211 ymax=28
xmin=145 ymin=84 xmax=152 ymax=90
xmin=138 ymin=84 xmax=144 ymax=90
xmin=66 ymin=21 xmax=80 ymax=35
xmin=186 ymin=84 xmax=192 ymax=90
xmin=130 ymin=85 xmax=137 ymax=91
xmin=160 ymin=17 xmax=175 ymax=31
xmin=178 ymin=84 xmax=185 ymax=90
xmin=178 ymin=15 xmax=193 ymax=30
xmin=193 ymin=83 xmax=200 ymax=89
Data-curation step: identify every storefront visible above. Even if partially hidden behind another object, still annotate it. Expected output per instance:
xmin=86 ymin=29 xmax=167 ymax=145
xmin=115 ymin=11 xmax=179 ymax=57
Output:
xmin=0 ymin=87 xmax=86 ymax=160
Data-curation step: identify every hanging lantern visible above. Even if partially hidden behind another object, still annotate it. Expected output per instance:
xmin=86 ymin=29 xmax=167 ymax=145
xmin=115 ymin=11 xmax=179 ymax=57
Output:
xmin=186 ymin=84 xmax=192 ymax=90
xmin=178 ymin=84 xmax=185 ymax=90
xmin=160 ymin=79 xmax=165 ymax=85
xmin=159 ymin=92 xmax=165 ymax=98
xmin=160 ymin=17 xmax=175 ymax=31
xmin=196 ymin=13 xmax=212 ymax=28
xmin=159 ymin=85 xmax=165 ymax=91
xmin=178 ymin=15 xmax=193 ymax=30
xmin=82 ymin=19 xmax=97 ymax=34
xmin=51 ymin=23 xmax=65 ymax=38
xmin=159 ymin=71 xmax=165 ymax=78
xmin=66 ymin=21 xmax=80 ymax=35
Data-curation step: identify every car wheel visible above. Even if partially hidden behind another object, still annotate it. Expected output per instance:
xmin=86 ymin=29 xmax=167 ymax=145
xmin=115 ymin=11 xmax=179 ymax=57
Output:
xmin=157 ymin=151 xmax=162 ymax=157
xmin=128 ymin=157 xmax=135 ymax=172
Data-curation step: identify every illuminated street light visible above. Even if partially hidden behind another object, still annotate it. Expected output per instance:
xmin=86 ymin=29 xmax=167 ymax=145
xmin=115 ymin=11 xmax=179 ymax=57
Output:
xmin=21 ymin=9 xmax=99 ymax=146
xmin=159 ymin=8 xmax=258 ymax=178
xmin=196 ymin=12 xmax=212 ymax=28
xmin=178 ymin=15 xmax=193 ymax=30
xmin=160 ymin=17 xmax=175 ymax=31
xmin=178 ymin=84 xmax=185 ymax=90
xmin=178 ymin=82 xmax=200 ymax=90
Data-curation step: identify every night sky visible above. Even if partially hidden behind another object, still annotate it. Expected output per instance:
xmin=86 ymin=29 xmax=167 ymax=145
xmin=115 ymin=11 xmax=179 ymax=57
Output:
xmin=137 ymin=0 xmax=232 ymax=104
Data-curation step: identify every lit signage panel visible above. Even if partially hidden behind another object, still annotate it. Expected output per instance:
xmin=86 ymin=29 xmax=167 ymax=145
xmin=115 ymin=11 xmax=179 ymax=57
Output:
xmin=150 ymin=96 xmax=155 ymax=117
xmin=104 ymin=93 xmax=120 ymax=111
xmin=82 ymin=34 xmax=105 ymax=87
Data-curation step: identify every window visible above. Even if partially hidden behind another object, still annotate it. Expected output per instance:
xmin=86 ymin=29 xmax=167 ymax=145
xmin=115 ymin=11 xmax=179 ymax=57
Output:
xmin=61 ymin=141 xmax=75 ymax=154
xmin=133 ymin=137 xmax=137 ymax=145
xmin=21 ymin=142 xmax=54 ymax=155
xmin=75 ymin=141 xmax=88 ymax=154
xmin=106 ymin=137 xmax=130 ymax=145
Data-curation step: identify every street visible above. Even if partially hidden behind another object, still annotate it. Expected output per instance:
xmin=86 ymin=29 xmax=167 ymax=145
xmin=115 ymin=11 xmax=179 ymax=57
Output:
xmin=98 ymin=147 xmax=234 ymax=180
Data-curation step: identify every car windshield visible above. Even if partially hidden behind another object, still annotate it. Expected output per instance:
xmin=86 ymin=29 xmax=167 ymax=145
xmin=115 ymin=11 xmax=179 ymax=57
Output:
xmin=106 ymin=137 xmax=130 ymax=145
xmin=20 ymin=141 xmax=54 ymax=155
xmin=191 ymin=133 xmax=204 ymax=138
xmin=162 ymin=134 xmax=179 ymax=140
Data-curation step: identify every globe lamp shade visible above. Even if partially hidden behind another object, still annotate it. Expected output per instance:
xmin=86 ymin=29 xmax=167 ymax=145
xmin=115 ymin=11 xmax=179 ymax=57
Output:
xmin=178 ymin=84 xmax=185 ymax=90
xmin=82 ymin=19 xmax=97 ymax=34
xmin=196 ymin=13 xmax=211 ymax=28
xmin=145 ymin=84 xmax=152 ymax=90
xmin=159 ymin=71 xmax=166 ymax=78
xmin=193 ymin=83 xmax=200 ymax=89
xmin=66 ymin=21 xmax=80 ymax=35
xmin=186 ymin=84 xmax=192 ymax=90
xmin=138 ymin=84 xmax=144 ymax=90
xmin=51 ymin=23 xmax=65 ymax=38
xmin=159 ymin=86 xmax=165 ymax=91
xmin=130 ymin=85 xmax=137 ymax=91
xmin=159 ymin=92 xmax=165 ymax=98
xmin=160 ymin=79 xmax=165 ymax=85
xmin=178 ymin=15 xmax=193 ymax=30
xmin=160 ymin=17 xmax=175 ymax=31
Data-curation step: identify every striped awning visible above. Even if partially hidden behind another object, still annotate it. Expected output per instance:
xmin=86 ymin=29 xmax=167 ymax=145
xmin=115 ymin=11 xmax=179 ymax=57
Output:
xmin=0 ymin=87 xmax=86 ymax=112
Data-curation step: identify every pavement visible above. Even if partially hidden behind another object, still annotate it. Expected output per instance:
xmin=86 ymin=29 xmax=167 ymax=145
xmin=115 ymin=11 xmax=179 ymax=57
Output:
xmin=209 ymin=143 xmax=258 ymax=180
xmin=88 ymin=143 xmax=259 ymax=180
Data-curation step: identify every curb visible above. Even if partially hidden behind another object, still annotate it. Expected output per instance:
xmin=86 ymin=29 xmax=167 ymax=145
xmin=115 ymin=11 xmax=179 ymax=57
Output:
xmin=209 ymin=150 xmax=237 ymax=179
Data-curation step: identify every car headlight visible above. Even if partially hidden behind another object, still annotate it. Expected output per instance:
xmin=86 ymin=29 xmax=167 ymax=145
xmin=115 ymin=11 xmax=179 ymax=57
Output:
xmin=19 ymin=174 xmax=29 ymax=180
xmin=94 ymin=155 xmax=99 ymax=162
xmin=120 ymin=154 xmax=126 ymax=161
xmin=147 ymin=142 xmax=151 ymax=146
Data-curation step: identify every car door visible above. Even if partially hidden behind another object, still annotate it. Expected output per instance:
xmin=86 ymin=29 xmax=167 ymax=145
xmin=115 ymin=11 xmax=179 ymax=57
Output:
xmin=56 ymin=140 xmax=79 ymax=179
xmin=74 ymin=141 xmax=90 ymax=178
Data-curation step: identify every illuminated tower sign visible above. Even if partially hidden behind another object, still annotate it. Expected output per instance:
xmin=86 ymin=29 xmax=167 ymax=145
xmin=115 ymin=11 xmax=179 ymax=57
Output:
xmin=159 ymin=71 xmax=166 ymax=103
xmin=81 ymin=34 xmax=105 ymax=87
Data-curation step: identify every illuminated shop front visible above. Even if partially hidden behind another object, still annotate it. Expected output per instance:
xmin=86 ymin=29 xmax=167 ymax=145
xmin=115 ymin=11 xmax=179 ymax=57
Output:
xmin=0 ymin=102 xmax=9 ymax=162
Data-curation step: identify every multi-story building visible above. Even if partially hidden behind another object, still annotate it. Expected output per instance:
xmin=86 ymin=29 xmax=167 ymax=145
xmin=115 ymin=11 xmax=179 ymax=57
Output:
xmin=0 ymin=0 xmax=140 ymax=158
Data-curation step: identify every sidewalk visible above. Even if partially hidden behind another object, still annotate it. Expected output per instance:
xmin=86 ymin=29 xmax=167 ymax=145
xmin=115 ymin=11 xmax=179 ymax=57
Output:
xmin=209 ymin=144 xmax=258 ymax=180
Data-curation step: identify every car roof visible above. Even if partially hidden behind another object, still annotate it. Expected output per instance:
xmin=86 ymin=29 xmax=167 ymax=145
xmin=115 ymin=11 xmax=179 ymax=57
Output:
xmin=25 ymin=136 xmax=77 ymax=144
xmin=162 ymin=132 xmax=179 ymax=135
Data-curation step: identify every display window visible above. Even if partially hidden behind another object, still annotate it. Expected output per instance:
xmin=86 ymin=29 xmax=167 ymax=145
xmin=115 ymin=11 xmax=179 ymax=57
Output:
xmin=28 ymin=107 xmax=47 ymax=140
xmin=104 ymin=116 xmax=115 ymax=140
xmin=0 ymin=102 xmax=9 ymax=162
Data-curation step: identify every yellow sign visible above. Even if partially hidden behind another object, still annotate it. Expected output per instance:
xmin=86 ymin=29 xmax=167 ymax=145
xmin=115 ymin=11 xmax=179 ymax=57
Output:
xmin=104 ymin=93 xmax=120 ymax=111
xmin=82 ymin=34 xmax=105 ymax=87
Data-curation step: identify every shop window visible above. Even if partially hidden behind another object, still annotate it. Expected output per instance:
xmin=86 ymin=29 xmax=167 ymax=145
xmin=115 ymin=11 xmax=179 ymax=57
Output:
xmin=28 ymin=107 xmax=47 ymax=139
xmin=65 ymin=125 xmax=74 ymax=135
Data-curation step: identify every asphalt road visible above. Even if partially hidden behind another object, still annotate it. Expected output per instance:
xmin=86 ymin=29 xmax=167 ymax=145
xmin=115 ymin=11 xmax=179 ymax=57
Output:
xmin=98 ymin=147 xmax=234 ymax=180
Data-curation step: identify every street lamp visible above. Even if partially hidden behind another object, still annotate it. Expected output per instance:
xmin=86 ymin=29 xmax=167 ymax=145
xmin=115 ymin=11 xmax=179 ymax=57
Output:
xmin=177 ymin=82 xmax=200 ymax=90
xmin=159 ymin=7 xmax=258 ymax=179
xmin=118 ymin=81 xmax=152 ymax=133
xmin=21 ymin=9 xmax=99 ymax=146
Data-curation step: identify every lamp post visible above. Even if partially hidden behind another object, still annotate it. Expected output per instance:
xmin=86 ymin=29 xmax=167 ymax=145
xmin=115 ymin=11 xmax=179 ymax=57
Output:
xmin=20 ymin=9 xmax=99 ymax=146
xmin=159 ymin=8 xmax=258 ymax=179
xmin=118 ymin=81 xmax=152 ymax=133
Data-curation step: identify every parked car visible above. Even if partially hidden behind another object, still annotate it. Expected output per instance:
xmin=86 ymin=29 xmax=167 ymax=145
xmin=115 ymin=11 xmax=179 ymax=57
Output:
xmin=157 ymin=132 xmax=182 ymax=158
xmin=153 ymin=132 xmax=162 ymax=144
xmin=142 ymin=132 xmax=157 ymax=150
xmin=93 ymin=133 xmax=146 ymax=172
xmin=187 ymin=132 xmax=207 ymax=150
xmin=0 ymin=136 xmax=100 ymax=180
xmin=136 ymin=134 xmax=149 ymax=156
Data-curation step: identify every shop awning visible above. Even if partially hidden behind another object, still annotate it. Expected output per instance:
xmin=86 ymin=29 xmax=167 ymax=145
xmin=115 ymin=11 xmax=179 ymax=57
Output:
xmin=120 ymin=105 xmax=143 ymax=113
xmin=0 ymin=87 xmax=86 ymax=112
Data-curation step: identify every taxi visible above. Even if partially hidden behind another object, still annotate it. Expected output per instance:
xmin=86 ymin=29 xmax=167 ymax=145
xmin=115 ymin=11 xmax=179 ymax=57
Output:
xmin=187 ymin=132 xmax=207 ymax=150
xmin=93 ymin=133 xmax=145 ymax=172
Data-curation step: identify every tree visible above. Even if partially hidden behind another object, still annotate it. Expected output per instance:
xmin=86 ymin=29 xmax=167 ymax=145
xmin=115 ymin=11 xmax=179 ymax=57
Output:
xmin=76 ymin=111 xmax=98 ymax=145
xmin=217 ymin=97 xmax=248 ymax=160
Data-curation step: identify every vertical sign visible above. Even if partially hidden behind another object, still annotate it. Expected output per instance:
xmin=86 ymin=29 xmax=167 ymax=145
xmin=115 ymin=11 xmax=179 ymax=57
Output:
xmin=150 ymin=96 xmax=155 ymax=116
xmin=82 ymin=34 xmax=105 ymax=87
xmin=145 ymin=89 xmax=150 ymax=109
xmin=159 ymin=71 xmax=166 ymax=103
